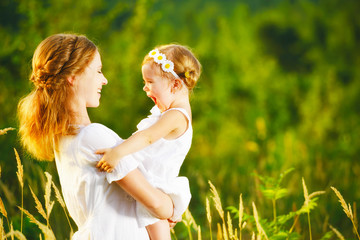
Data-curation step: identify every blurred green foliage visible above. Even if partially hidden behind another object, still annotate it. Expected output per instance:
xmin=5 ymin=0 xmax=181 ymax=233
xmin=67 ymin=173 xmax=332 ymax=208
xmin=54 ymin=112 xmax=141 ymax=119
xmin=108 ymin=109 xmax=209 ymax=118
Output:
xmin=1 ymin=0 xmax=359 ymax=238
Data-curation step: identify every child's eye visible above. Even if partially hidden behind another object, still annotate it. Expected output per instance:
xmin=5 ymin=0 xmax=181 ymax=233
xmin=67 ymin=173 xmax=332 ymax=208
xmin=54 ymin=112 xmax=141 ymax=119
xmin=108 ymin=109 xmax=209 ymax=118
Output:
xmin=98 ymin=70 xmax=102 ymax=74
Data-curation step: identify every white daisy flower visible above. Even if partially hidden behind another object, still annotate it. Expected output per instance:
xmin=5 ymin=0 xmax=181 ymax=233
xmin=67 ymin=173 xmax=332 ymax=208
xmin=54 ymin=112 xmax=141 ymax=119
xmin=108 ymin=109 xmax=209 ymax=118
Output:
xmin=149 ymin=49 xmax=159 ymax=58
xmin=148 ymin=48 xmax=181 ymax=79
xmin=154 ymin=53 xmax=166 ymax=64
xmin=161 ymin=60 xmax=174 ymax=73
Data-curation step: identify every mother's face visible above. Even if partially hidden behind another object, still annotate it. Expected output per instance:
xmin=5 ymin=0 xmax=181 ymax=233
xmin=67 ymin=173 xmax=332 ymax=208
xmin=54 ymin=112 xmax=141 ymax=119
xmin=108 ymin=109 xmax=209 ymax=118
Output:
xmin=74 ymin=50 xmax=108 ymax=108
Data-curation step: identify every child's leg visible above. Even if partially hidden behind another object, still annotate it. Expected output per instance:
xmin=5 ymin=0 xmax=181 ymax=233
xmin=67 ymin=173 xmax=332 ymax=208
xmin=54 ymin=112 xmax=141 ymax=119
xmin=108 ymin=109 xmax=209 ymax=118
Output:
xmin=146 ymin=220 xmax=171 ymax=240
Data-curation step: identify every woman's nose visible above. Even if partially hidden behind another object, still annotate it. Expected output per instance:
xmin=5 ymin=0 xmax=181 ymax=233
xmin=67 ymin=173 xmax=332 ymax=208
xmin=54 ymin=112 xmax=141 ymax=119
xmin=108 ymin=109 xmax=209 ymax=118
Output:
xmin=143 ymin=85 xmax=148 ymax=91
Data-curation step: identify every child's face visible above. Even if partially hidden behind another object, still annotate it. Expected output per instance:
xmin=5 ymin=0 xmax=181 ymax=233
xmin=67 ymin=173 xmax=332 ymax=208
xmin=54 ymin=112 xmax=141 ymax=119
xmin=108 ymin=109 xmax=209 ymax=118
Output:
xmin=142 ymin=63 xmax=174 ymax=112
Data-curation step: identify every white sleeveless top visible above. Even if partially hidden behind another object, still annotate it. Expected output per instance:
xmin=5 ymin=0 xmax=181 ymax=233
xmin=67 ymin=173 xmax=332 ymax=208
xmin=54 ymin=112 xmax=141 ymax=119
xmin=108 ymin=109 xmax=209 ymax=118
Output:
xmin=134 ymin=105 xmax=193 ymax=179
xmin=107 ymin=105 xmax=193 ymax=227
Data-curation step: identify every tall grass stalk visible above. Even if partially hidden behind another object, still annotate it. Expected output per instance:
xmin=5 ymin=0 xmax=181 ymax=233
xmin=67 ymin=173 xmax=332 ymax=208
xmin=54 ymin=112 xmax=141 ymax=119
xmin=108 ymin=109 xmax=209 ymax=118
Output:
xmin=0 ymin=173 xmax=11 ymax=239
xmin=217 ymin=223 xmax=222 ymax=239
xmin=14 ymin=148 xmax=24 ymax=233
xmin=44 ymin=173 xmax=54 ymax=229
xmin=331 ymin=186 xmax=360 ymax=240
xmin=209 ymin=180 xmax=228 ymax=239
xmin=51 ymin=180 xmax=73 ymax=235
xmin=206 ymin=197 xmax=213 ymax=240
xmin=329 ymin=224 xmax=345 ymax=240
xmin=0 ymin=128 xmax=15 ymax=136
xmin=252 ymin=202 xmax=269 ymax=240
xmin=29 ymin=185 xmax=48 ymax=226
xmin=4 ymin=223 xmax=26 ymax=240
xmin=239 ymin=194 xmax=245 ymax=240
xmin=182 ymin=208 xmax=198 ymax=240
xmin=302 ymin=178 xmax=312 ymax=240
xmin=197 ymin=225 xmax=202 ymax=240
xmin=226 ymin=212 xmax=234 ymax=239
xmin=18 ymin=207 xmax=55 ymax=240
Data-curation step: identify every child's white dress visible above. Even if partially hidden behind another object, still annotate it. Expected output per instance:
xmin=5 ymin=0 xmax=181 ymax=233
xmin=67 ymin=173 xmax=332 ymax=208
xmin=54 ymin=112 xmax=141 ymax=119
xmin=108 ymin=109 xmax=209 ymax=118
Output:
xmin=107 ymin=105 xmax=192 ymax=227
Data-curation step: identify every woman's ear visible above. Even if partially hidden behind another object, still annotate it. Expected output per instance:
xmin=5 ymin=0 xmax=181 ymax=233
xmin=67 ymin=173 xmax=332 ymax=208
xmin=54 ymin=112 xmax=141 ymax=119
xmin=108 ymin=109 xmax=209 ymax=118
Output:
xmin=67 ymin=76 xmax=76 ymax=86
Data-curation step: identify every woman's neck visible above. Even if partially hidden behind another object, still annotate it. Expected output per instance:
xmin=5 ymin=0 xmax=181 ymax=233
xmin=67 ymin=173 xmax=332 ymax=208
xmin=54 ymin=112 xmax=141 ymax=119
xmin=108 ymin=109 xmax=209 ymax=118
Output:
xmin=71 ymin=101 xmax=92 ymax=126
xmin=75 ymin=112 xmax=91 ymax=126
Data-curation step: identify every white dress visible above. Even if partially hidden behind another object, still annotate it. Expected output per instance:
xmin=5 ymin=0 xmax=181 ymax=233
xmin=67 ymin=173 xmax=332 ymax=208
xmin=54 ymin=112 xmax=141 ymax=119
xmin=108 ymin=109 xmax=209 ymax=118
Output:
xmin=106 ymin=106 xmax=192 ymax=227
xmin=55 ymin=123 xmax=150 ymax=240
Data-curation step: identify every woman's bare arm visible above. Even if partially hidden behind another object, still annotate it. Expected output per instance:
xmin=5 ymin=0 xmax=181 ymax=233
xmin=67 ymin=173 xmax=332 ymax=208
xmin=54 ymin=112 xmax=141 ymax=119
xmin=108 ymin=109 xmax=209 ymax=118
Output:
xmin=115 ymin=169 xmax=173 ymax=219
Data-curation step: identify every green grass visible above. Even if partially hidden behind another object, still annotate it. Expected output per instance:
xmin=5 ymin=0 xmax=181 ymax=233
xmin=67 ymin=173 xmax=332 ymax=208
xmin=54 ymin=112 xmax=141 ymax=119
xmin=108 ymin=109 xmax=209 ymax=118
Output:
xmin=1 ymin=128 xmax=359 ymax=239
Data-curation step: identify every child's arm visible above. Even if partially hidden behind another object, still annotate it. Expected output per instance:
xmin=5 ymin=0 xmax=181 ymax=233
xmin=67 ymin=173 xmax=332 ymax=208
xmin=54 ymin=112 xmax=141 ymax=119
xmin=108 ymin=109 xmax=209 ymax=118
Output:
xmin=96 ymin=110 xmax=188 ymax=172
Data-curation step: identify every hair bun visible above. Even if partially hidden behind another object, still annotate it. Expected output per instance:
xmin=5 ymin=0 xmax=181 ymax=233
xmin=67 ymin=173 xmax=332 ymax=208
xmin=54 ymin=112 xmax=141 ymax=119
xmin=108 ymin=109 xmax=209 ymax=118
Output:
xmin=31 ymin=68 xmax=57 ymax=89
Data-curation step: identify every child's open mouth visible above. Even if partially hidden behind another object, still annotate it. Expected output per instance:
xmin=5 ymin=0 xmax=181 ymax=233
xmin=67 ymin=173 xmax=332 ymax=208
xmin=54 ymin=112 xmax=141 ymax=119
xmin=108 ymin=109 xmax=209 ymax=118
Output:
xmin=150 ymin=96 xmax=157 ymax=104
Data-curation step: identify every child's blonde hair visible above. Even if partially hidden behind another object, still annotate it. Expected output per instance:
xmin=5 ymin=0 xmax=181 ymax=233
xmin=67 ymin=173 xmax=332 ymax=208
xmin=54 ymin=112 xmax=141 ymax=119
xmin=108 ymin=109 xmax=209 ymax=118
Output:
xmin=18 ymin=34 xmax=97 ymax=160
xmin=143 ymin=44 xmax=202 ymax=91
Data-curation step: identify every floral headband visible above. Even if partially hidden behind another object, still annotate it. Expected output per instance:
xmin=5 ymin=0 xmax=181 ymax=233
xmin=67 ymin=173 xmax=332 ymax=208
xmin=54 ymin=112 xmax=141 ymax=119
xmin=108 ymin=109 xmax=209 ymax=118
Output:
xmin=148 ymin=49 xmax=181 ymax=79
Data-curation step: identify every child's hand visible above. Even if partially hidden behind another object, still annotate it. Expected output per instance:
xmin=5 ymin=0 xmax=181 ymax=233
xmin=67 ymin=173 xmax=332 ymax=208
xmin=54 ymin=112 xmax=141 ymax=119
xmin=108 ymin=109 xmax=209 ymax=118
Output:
xmin=95 ymin=148 xmax=118 ymax=173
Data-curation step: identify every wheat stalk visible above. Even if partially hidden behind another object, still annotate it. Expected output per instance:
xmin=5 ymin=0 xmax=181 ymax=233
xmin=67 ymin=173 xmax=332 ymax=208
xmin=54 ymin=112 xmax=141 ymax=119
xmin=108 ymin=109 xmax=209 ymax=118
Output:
xmin=14 ymin=148 xmax=24 ymax=233
xmin=170 ymin=228 xmax=178 ymax=240
xmin=182 ymin=209 xmax=198 ymax=240
xmin=252 ymin=202 xmax=269 ymax=240
xmin=251 ymin=232 xmax=255 ymax=240
xmin=222 ymin=222 xmax=229 ymax=240
xmin=29 ymin=185 xmax=47 ymax=220
xmin=4 ymin=227 xmax=26 ymax=240
xmin=197 ymin=225 xmax=202 ymax=240
xmin=0 ymin=197 xmax=11 ymax=239
xmin=0 ymin=128 xmax=15 ymax=136
xmin=329 ymin=224 xmax=345 ymax=240
xmin=0 ymin=198 xmax=7 ymax=219
xmin=44 ymin=173 xmax=54 ymax=223
xmin=206 ymin=197 xmax=213 ymax=240
xmin=354 ymin=202 xmax=358 ymax=229
xmin=209 ymin=181 xmax=225 ymax=221
xmin=227 ymin=211 xmax=234 ymax=239
xmin=302 ymin=178 xmax=312 ymax=240
xmin=331 ymin=186 xmax=360 ymax=239
xmin=308 ymin=191 xmax=326 ymax=199
xmin=217 ymin=223 xmax=223 ymax=240
xmin=51 ymin=181 xmax=74 ymax=234
xmin=14 ymin=149 xmax=23 ymax=188
xmin=51 ymin=182 xmax=65 ymax=208
xmin=239 ymin=194 xmax=244 ymax=240
xmin=0 ymin=218 xmax=5 ymax=240
xmin=18 ymin=207 xmax=55 ymax=240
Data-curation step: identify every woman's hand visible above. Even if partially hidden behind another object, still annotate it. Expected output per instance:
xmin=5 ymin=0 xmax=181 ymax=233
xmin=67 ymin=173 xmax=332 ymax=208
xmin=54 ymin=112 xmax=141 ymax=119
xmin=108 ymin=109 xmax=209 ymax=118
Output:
xmin=95 ymin=148 xmax=117 ymax=172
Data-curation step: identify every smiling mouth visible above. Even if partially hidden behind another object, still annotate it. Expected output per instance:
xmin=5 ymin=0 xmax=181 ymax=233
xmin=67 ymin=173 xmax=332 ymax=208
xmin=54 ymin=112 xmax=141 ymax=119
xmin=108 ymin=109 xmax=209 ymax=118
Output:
xmin=149 ymin=96 xmax=157 ymax=104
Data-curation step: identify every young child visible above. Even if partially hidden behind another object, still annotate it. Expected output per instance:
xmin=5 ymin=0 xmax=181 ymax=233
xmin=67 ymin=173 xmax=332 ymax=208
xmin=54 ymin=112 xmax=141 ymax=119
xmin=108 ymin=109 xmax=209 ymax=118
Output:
xmin=96 ymin=44 xmax=201 ymax=239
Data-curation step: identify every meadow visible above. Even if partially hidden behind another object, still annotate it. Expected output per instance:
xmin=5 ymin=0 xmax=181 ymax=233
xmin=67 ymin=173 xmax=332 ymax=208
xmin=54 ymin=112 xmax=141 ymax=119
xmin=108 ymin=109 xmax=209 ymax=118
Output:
xmin=1 ymin=128 xmax=359 ymax=239
xmin=0 ymin=0 xmax=359 ymax=239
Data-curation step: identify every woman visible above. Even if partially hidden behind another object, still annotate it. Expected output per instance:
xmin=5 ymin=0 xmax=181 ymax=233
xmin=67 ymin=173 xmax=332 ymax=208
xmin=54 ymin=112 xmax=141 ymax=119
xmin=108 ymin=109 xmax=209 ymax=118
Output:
xmin=18 ymin=33 xmax=174 ymax=239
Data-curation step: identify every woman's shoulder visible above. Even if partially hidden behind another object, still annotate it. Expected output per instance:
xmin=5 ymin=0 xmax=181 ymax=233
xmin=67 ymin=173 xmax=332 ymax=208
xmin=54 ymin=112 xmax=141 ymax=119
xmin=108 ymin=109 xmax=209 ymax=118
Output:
xmin=77 ymin=123 xmax=120 ymax=151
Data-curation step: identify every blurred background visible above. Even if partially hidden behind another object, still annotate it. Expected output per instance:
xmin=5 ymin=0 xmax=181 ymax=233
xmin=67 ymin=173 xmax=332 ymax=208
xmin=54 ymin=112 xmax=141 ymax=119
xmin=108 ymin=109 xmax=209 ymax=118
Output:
xmin=1 ymin=0 xmax=359 ymax=239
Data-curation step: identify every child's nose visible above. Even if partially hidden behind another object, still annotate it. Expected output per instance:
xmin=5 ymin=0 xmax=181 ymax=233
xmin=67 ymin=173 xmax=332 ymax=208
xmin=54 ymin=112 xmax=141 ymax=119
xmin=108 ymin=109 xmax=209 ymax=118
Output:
xmin=143 ymin=85 xmax=148 ymax=91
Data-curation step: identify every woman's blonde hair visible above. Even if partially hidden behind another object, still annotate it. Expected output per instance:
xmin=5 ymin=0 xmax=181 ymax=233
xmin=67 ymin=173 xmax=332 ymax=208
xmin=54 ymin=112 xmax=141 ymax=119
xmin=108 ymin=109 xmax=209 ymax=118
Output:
xmin=18 ymin=34 xmax=97 ymax=161
xmin=143 ymin=44 xmax=202 ymax=91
